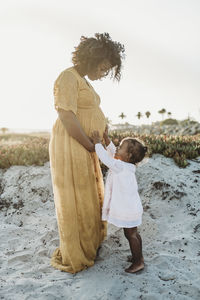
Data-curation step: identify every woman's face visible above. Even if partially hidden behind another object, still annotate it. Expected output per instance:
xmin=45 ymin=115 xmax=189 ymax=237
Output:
xmin=87 ymin=60 xmax=112 ymax=81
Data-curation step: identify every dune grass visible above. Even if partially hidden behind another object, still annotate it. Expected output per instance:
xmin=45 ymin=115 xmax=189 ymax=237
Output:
xmin=0 ymin=134 xmax=49 ymax=169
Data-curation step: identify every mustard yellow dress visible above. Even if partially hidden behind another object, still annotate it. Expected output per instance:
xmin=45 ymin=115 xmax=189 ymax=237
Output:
xmin=49 ymin=67 xmax=107 ymax=273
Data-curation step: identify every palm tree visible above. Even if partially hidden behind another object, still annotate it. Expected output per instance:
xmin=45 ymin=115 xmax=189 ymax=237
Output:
xmin=145 ymin=111 xmax=151 ymax=119
xmin=0 ymin=127 xmax=8 ymax=134
xmin=167 ymin=112 xmax=172 ymax=118
xmin=158 ymin=108 xmax=166 ymax=121
xmin=136 ymin=112 xmax=142 ymax=120
xmin=145 ymin=111 xmax=151 ymax=125
xmin=118 ymin=112 xmax=126 ymax=122
xmin=136 ymin=112 xmax=143 ymax=133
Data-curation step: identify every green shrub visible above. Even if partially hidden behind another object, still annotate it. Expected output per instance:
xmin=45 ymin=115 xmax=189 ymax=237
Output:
xmin=161 ymin=118 xmax=179 ymax=125
xmin=0 ymin=132 xmax=199 ymax=169
xmin=179 ymin=119 xmax=199 ymax=126
xmin=107 ymin=132 xmax=200 ymax=168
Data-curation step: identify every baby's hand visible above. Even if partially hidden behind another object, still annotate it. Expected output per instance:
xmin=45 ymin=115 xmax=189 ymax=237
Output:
xmin=91 ymin=131 xmax=102 ymax=144
xmin=103 ymin=124 xmax=109 ymax=140
xmin=103 ymin=124 xmax=111 ymax=146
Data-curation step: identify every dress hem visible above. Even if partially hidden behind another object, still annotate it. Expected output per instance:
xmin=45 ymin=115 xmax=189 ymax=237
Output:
xmin=102 ymin=216 xmax=142 ymax=228
xmin=50 ymin=248 xmax=94 ymax=274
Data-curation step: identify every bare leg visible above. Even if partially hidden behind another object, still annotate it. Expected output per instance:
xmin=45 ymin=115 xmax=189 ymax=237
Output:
xmin=136 ymin=232 xmax=144 ymax=263
xmin=123 ymin=227 xmax=144 ymax=273
xmin=127 ymin=232 xmax=144 ymax=263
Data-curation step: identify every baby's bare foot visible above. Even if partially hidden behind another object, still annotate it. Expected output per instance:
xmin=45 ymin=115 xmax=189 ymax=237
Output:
xmin=127 ymin=255 xmax=144 ymax=263
xmin=126 ymin=255 xmax=133 ymax=262
xmin=125 ymin=261 xmax=144 ymax=274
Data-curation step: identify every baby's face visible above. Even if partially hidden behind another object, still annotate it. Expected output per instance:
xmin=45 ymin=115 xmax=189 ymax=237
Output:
xmin=115 ymin=141 xmax=131 ymax=162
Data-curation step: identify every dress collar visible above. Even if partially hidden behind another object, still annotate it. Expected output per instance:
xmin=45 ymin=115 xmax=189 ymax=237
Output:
xmin=118 ymin=160 xmax=136 ymax=172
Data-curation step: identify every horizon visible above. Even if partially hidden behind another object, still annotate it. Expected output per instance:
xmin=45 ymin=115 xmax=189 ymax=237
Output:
xmin=1 ymin=116 xmax=199 ymax=134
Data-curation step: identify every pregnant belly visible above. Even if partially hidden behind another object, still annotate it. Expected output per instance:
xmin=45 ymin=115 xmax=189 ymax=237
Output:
xmin=77 ymin=107 xmax=106 ymax=138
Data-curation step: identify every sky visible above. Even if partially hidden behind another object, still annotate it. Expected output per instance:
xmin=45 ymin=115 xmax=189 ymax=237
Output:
xmin=0 ymin=0 xmax=200 ymax=131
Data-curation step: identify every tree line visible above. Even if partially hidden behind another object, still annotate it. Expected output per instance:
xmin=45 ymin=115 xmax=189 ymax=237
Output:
xmin=117 ymin=109 xmax=172 ymax=123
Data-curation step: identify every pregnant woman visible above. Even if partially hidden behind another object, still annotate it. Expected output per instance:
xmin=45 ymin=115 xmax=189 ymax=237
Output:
xmin=49 ymin=33 xmax=125 ymax=273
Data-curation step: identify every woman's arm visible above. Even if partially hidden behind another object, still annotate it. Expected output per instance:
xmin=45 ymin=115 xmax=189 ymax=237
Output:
xmin=58 ymin=109 xmax=95 ymax=152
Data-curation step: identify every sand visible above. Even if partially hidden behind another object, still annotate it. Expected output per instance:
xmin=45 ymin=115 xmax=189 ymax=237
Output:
xmin=0 ymin=154 xmax=200 ymax=300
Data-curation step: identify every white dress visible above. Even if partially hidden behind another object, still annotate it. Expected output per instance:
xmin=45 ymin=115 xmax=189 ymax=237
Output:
xmin=95 ymin=141 xmax=143 ymax=228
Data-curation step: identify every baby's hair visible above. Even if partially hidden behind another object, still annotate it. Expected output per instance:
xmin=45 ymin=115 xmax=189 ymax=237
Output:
xmin=121 ymin=137 xmax=148 ymax=165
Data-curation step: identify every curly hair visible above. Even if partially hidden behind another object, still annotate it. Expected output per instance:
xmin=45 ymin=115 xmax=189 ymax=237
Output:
xmin=121 ymin=137 xmax=148 ymax=165
xmin=72 ymin=33 xmax=125 ymax=81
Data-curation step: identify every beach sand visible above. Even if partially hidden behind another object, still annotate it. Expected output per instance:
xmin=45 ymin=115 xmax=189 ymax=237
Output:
xmin=0 ymin=154 xmax=200 ymax=300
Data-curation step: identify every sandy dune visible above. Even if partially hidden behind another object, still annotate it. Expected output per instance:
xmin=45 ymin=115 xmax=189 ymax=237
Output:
xmin=0 ymin=154 xmax=200 ymax=300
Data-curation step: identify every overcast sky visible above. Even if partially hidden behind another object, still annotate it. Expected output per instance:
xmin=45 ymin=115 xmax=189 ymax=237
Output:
xmin=1 ymin=0 xmax=200 ymax=131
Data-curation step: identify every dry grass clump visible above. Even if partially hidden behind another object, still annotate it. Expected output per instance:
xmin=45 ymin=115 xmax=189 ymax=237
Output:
xmin=0 ymin=134 xmax=49 ymax=169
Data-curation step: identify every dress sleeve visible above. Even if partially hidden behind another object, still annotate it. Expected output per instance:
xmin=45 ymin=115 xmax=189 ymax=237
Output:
xmin=106 ymin=141 xmax=116 ymax=158
xmin=53 ymin=70 xmax=78 ymax=115
xmin=95 ymin=143 xmax=123 ymax=173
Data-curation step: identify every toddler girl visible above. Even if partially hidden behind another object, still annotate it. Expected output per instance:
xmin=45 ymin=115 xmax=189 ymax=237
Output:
xmin=91 ymin=127 xmax=148 ymax=273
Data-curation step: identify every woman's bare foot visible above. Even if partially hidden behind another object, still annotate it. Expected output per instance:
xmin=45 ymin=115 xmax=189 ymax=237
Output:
xmin=125 ymin=261 xmax=144 ymax=273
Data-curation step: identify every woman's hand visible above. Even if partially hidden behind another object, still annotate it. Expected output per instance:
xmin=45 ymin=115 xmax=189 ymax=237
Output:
xmin=58 ymin=109 xmax=95 ymax=152
xmin=91 ymin=131 xmax=102 ymax=144
xmin=88 ymin=137 xmax=95 ymax=152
